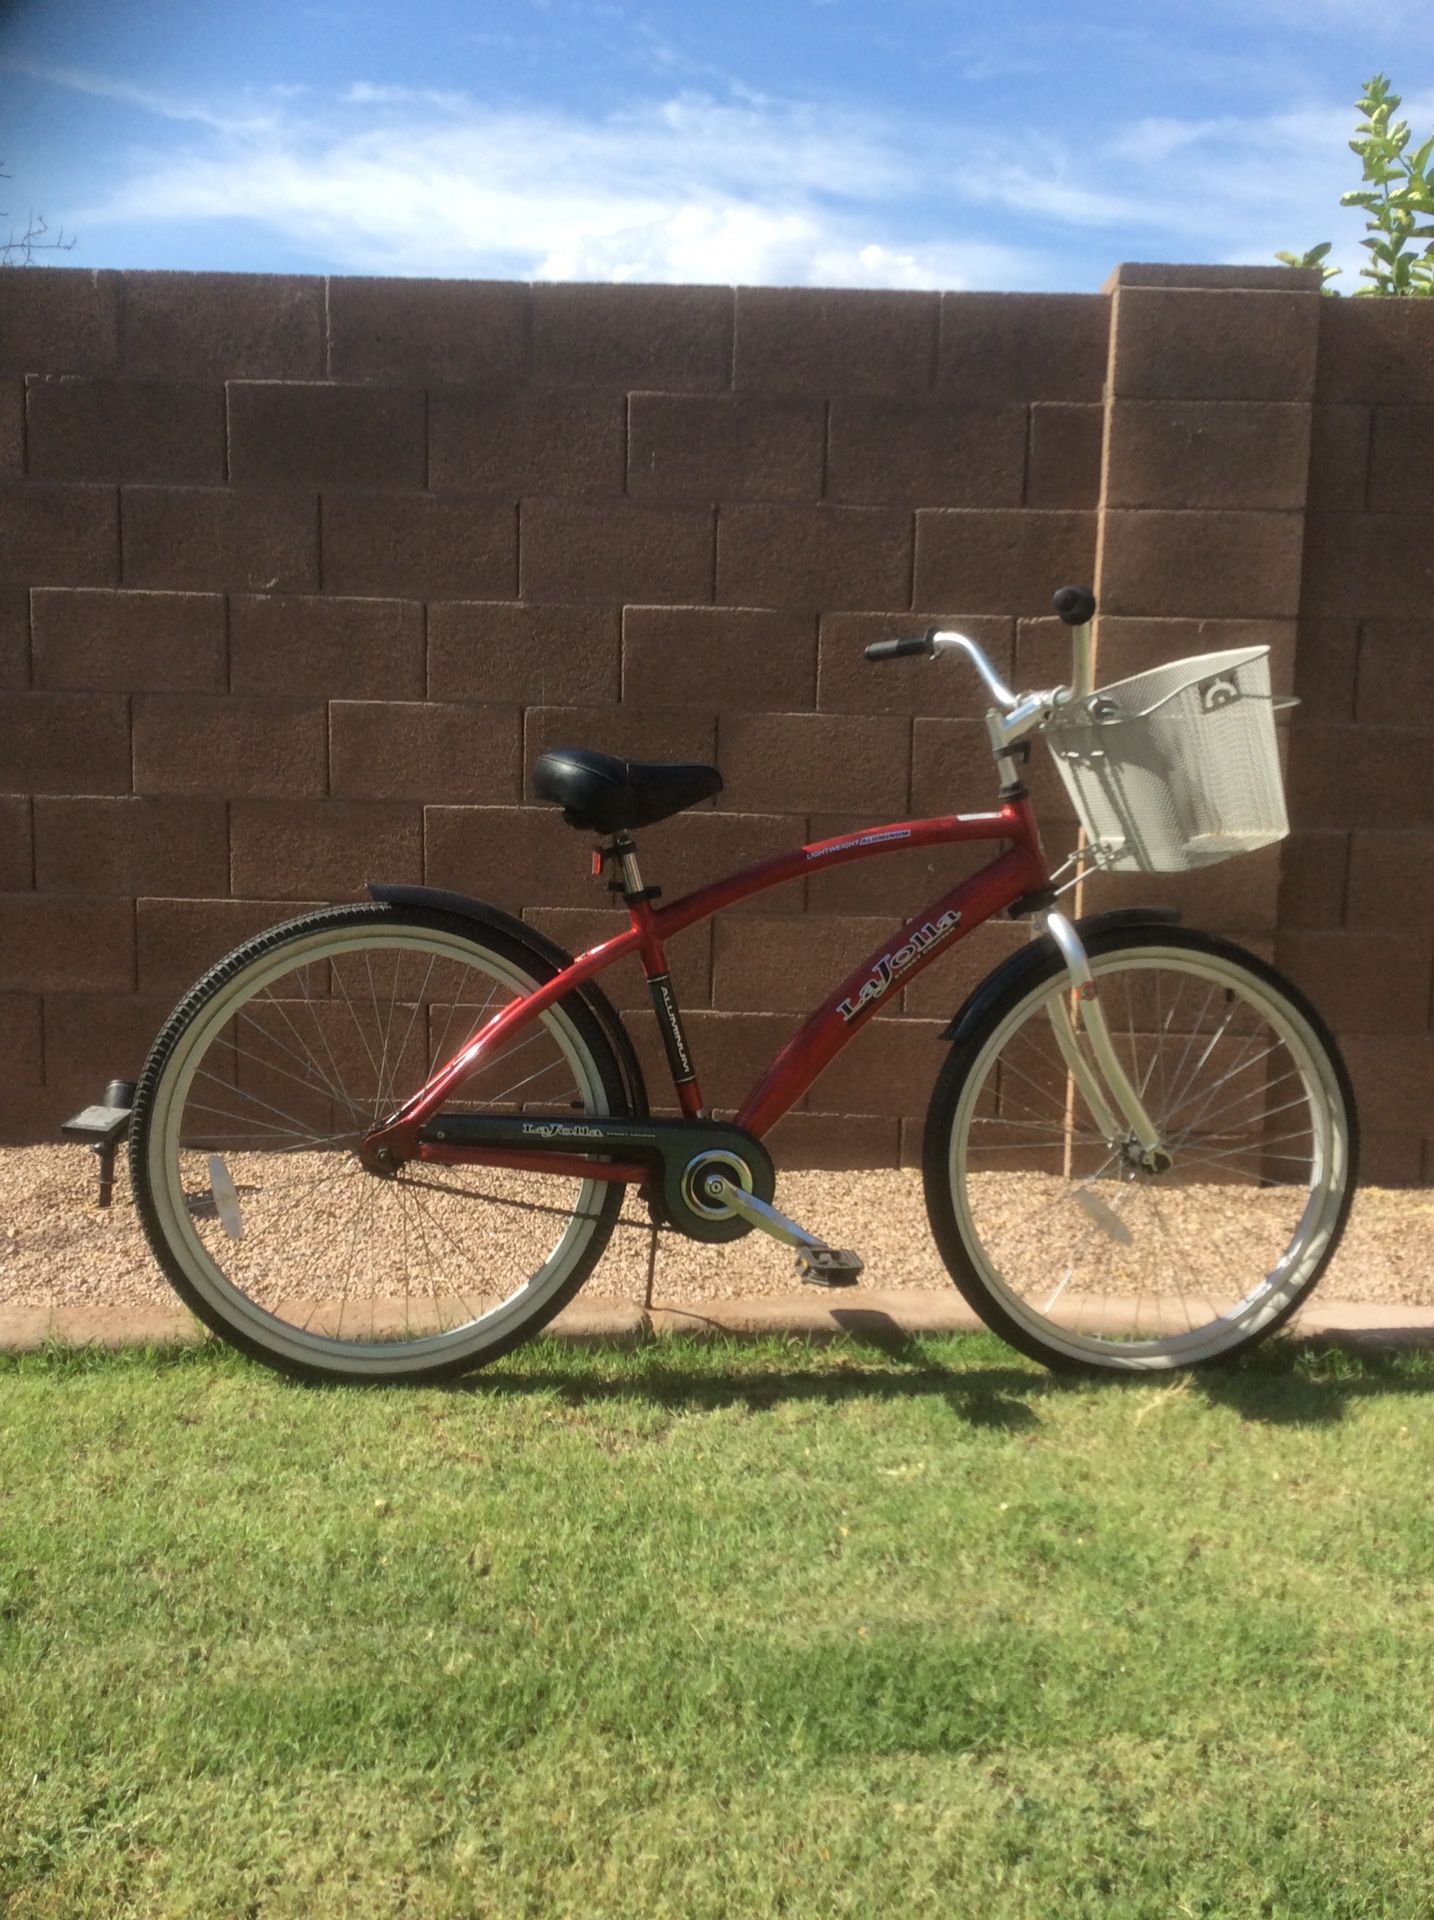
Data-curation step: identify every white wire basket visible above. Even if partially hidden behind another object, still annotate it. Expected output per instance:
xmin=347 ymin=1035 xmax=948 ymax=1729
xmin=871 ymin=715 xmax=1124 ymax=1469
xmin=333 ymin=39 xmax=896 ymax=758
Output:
xmin=1044 ymin=647 xmax=1294 ymax=874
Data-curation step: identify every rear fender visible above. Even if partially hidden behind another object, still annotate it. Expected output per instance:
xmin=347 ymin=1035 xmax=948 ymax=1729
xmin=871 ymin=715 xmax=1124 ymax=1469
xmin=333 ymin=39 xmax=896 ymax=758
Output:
xmin=942 ymin=907 xmax=1182 ymax=1045
xmin=368 ymin=883 xmax=648 ymax=1118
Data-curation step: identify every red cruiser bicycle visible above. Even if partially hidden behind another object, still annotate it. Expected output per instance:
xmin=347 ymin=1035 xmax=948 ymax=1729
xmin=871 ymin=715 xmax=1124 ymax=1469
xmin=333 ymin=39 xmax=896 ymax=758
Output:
xmin=125 ymin=587 xmax=1358 ymax=1383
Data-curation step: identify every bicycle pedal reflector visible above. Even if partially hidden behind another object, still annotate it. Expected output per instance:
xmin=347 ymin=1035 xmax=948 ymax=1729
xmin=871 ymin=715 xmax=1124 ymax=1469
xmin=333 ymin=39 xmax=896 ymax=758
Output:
xmin=795 ymin=1247 xmax=864 ymax=1289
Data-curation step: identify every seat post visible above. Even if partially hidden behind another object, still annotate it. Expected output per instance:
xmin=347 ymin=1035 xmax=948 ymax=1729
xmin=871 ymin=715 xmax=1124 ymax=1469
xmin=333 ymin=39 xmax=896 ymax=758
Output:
xmin=602 ymin=834 xmax=707 ymax=1119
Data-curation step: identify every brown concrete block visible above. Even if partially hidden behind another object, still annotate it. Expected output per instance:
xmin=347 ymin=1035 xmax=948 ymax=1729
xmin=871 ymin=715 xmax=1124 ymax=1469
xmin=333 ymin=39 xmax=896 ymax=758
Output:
xmin=425 ymin=803 xmax=601 ymax=912
xmin=1292 ymin=618 xmax=1358 ymax=721
xmin=1276 ymin=830 xmax=1349 ymax=929
xmin=1107 ymin=264 xmax=1325 ymax=293
xmin=0 ymin=586 xmax=28 ymax=689
xmin=717 ymin=503 xmax=912 ymax=610
xmin=1356 ymin=619 xmax=1434 ymax=724
xmin=716 ymin=711 xmax=909 ymax=814
xmin=0 ymin=268 xmax=119 ymax=375
xmin=1286 ymin=727 xmax=1434 ymax=830
xmin=34 ymin=796 xmax=228 ymax=895
xmin=31 ymin=587 xmax=225 ymax=692
xmin=0 ymin=691 xmax=130 ymax=795
xmin=1344 ymin=832 xmax=1434 ymax=929
xmin=1104 ymin=400 xmax=1312 ymax=511
xmin=0 ymin=797 xmax=31 ymax=890
xmin=522 ymin=904 xmax=713 ymax=1011
xmin=1303 ymin=514 xmax=1434 ymax=618
xmin=1361 ymin=1131 xmax=1426 ymax=1187
xmin=428 ymin=602 xmax=619 ymax=707
xmin=42 ymin=992 xmax=173 ymax=1107
xmin=623 ymin=605 xmax=816 ymax=711
xmin=0 ymin=993 xmax=42 ymax=1084
xmin=913 ymin=508 xmax=1096 ymax=615
xmin=133 ymin=695 xmax=327 ymax=799
xmin=807 ymin=1013 xmax=946 ymax=1117
xmin=909 ymin=718 xmax=1025 ymax=819
xmin=627 ymin=1006 xmax=791 ymax=1113
xmin=1306 ymin=406 xmax=1370 ymax=511
xmin=330 ymin=701 xmax=520 ymax=803
xmin=818 ymin=611 xmax=1012 ymax=718
xmin=1316 ymin=299 xmax=1434 ymax=405
xmin=1338 ymin=1033 xmax=1433 ymax=1135
xmin=647 ymin=810 xmax=808 ymax=915
xmin=711 ymin=912 xmax=894 ymax=1013
xmin=521 ymin=499 xmax=714 ymax=605
xmin=123 ymin=486 xmax=317 ymax=592
xmin=734 ymin=288 xmax=936 ymax=395
xmin=523 ymin=706 xmax=716 ymax=797
xmin=763 ymin=1110 xmax=900 ymax=1169
xmin=227 ymin=381 xmax=425 ymax=489
xmin=1110 ymin=286 xmax=1319 ymax=402
xmin=1092 ymin=847 xmax=1284 ymax=936
xmin=0 ymin=484 xmax=119 ymax=586
xmin=0 ymin=895 xmax=133 ymax=992
xmin=25 ymin=376 xmax=225 ymax=483
xmin=628 ymin=393 xmax=824 ymax=502
xmin=232 ymin=799 xmax=422 ymax=900
xmin=902 ymin=917 xmax=1027 ymax=1016
xmin=0 ymin=377 xmax=21 ymax=475
xmin=136 ymin=896 xmax=323 ymax=996
xmin=123 ymin=272 xmax=323 ymax=380
xmin=803 ymin=814 xmax=990 ymax=914
xmin=323 ymin=492 xmax=516 ymax=598
xmin=1367 ymin=406 xmax=1434 ymax=514
xmin=431 ymin=388 xmax=624 ymax=496
xmin=531 ymin=284 xmax=732 ymax=391
xmin=1016 ymin=614 xmax=1295 ymax=700
xmin=328 ymin=277 xmax=527 ymax=385
xmin=1026 ymin=403 xmax=1104 ymax=509
xmin=1098 ymin=510 xmax=1304 ymax=619
xmin=1276 ymin=930 xmax=1432 ymax=1034
xmin=231 ymin=593 xmax=424 ymax=699
xmin=937 ymin=293 xmax=1110 ymax=403
xmin=825 ymin=401 xmax=1025 ymax=508
xmin=458 ymin=808 xmax=804 ymax=923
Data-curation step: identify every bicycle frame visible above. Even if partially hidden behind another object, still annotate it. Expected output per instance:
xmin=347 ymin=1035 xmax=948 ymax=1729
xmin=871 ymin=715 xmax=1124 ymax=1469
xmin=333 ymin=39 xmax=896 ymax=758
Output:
xmin=363 ymin=794 xmax=1052 ymax=1182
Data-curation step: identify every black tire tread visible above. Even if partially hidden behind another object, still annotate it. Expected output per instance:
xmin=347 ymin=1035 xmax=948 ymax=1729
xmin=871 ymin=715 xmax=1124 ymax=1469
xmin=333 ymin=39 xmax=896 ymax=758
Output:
xmin=129 ymin=903 xmax=633 ymax=1386
xmin=921 ymin=925 xmax=1360 ymax=1373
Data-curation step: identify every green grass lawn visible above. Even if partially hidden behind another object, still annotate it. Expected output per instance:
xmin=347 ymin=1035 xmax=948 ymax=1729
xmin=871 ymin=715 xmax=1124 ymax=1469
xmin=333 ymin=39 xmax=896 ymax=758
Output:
xmin=3 ymin=1333 xmax=1434 ymax=1918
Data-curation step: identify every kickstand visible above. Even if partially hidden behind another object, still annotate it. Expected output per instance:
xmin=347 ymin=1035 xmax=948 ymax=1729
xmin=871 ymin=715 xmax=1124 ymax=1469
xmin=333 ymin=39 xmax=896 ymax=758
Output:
xmin=642 ymin=1222 xmax=659 ymax=1313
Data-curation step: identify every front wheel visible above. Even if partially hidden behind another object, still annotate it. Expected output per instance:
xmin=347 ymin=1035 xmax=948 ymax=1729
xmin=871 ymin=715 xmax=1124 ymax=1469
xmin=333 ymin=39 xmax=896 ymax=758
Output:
xmin=130 ymin=904 xmax=632 ymax=1385
xmin=923 ymin=927 xmax=1359 ymax=1372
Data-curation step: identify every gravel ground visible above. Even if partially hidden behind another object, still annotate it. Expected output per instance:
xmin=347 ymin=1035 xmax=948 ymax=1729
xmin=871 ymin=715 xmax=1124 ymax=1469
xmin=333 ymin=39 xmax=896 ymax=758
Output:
xmin=2 ymin=1144 xmax=1431 ymax=1317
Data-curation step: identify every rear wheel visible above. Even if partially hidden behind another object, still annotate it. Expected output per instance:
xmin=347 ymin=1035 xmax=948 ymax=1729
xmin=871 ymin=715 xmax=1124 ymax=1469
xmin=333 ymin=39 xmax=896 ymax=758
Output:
xmin=923 ymin=927 xmax=1358 ymax=1372
xmin=130 ymin=904 xmax=631 ymax=1384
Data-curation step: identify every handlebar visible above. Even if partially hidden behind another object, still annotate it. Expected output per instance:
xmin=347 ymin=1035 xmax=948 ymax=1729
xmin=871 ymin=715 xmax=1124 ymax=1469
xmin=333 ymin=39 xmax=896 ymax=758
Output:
xmin=866 ymin=586 xmax=1098 ymax=716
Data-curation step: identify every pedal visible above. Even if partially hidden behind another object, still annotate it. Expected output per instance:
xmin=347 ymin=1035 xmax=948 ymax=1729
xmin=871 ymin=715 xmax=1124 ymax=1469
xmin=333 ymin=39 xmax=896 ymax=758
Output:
xmin=795 ymin=1247 xmax=865 ymax=1289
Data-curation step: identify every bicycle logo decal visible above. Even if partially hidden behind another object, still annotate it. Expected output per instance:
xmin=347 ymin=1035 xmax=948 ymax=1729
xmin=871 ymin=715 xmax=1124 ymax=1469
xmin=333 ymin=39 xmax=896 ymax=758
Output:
xmin=1197 ymin=672 xmax=1242 ymax=713
xmin=836 ymin=907 xmax=963 ymax=1023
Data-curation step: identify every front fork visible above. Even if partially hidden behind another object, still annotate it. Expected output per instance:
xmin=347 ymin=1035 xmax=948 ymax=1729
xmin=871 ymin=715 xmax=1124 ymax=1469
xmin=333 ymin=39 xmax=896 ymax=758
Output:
xmin=1041 ymin=911 xmax=1169 ymax=1172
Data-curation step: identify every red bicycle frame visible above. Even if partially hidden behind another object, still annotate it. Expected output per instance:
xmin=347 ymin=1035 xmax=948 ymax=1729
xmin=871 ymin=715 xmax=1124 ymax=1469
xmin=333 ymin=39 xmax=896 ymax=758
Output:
xmin=364 ymin=794 xmax=1051 ymax=1181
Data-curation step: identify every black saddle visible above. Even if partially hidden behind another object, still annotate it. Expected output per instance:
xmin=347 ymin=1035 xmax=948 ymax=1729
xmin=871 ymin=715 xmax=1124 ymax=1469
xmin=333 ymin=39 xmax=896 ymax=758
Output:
xmin=532 ymin=747 xmax=723 ymax=834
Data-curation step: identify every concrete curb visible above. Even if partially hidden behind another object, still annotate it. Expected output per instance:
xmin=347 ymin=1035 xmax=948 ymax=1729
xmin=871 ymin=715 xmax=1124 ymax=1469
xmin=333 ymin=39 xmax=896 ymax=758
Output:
xmin=4 ymin=1290 xmax=1434 ymax=1354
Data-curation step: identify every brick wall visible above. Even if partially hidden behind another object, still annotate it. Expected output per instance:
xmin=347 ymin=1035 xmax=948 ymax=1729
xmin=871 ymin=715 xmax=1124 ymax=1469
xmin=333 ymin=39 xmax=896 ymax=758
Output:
xmin=1 ymin=265 xmax=1430 ymax=1177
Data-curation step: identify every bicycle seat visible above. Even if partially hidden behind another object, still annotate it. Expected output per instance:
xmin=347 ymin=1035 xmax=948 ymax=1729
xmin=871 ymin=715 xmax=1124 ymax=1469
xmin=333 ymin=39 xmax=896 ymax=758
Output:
xmin=532 ymin=747 xmax=723 ymax=833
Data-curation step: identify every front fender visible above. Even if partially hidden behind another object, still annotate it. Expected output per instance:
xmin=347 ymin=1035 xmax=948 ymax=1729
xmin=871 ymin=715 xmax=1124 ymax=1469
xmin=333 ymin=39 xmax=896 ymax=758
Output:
xmin=368 ymin=883 xmax=648 ymax=1118
xmin=941 ymin=907 xmax=1182 ymax=1045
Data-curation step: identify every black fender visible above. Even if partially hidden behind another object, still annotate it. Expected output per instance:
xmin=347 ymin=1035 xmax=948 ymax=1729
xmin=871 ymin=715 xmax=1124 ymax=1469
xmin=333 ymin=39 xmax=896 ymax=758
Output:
xmin=941 ymin=907 xmax=1182 ymax=1045
xmin=368 ymin=883 xmax=649 ymax=1119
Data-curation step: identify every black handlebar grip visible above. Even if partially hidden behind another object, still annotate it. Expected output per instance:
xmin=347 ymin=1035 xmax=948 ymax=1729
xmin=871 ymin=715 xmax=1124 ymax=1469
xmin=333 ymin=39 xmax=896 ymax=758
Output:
xmin=864 ymin=634 xmax=936 ymax=662
xmin=1053 ymin=585 xmax=1097 ymax=627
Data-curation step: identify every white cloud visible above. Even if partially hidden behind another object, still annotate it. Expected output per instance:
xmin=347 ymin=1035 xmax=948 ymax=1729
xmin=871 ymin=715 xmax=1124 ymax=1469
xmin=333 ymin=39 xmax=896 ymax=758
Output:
xmin=37 ymin=60 xmax=1434 ymax=290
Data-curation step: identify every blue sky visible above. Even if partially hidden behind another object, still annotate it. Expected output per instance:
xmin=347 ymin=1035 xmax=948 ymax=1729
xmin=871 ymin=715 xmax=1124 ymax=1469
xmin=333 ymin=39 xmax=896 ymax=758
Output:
xmin=2 ymin=0 xmax=1431 ymax=291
